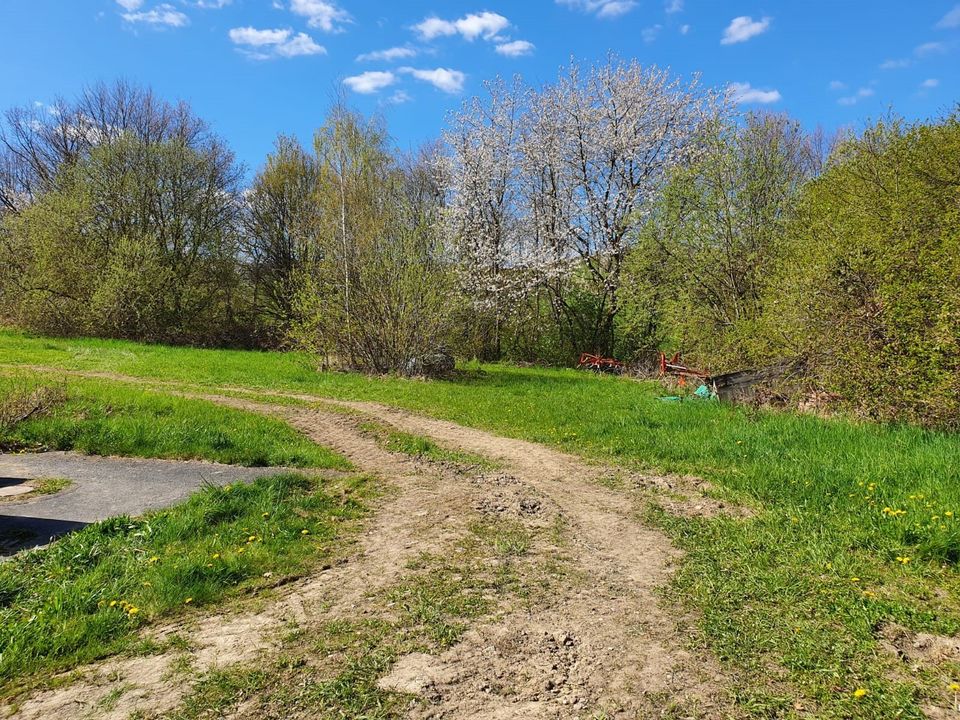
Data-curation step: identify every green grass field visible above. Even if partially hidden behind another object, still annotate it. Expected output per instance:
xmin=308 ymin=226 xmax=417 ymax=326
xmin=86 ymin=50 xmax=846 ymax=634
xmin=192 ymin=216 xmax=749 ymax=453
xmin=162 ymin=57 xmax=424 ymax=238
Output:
xmin=0 ymin=371 xmax=348 ymax=469
xmin=3 ymin=328 xmax=960 ymax=716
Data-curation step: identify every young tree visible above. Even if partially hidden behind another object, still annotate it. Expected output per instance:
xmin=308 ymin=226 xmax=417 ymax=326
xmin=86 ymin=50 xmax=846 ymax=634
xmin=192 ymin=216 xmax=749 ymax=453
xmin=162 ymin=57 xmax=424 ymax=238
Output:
xmin=242 ymin=135 xmax=321 ymax=339
xmin=291 ymin=106 xmax=452 ymax=374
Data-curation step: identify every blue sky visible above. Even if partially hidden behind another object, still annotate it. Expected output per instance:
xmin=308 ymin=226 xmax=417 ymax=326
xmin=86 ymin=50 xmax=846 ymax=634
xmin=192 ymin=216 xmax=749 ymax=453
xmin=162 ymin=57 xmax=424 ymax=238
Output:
xmin=2 ymin=1 xmax=958 ymax=174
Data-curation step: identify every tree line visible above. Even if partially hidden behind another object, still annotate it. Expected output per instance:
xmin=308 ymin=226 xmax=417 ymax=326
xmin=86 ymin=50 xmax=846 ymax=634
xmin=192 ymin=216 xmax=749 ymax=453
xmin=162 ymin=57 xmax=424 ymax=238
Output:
xmin=1 ymin=61 xmax=957 ymax=426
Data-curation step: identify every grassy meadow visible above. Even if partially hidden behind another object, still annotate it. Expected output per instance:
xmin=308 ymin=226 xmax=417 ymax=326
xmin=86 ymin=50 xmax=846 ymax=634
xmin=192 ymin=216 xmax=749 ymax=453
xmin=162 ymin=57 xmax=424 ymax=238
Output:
xmin=3 ymin=328 xmax=960 ymax=716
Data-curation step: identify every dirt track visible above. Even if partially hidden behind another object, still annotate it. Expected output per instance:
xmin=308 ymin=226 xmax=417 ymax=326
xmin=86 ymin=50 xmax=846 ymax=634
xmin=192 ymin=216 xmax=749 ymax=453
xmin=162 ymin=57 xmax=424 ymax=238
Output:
xmin=3 ymin=382 xmax=738 ymax=719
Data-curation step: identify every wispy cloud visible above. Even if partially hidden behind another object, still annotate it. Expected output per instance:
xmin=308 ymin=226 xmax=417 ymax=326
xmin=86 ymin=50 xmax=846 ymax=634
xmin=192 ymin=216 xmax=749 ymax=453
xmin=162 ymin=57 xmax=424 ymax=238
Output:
xmin=400 ymin=67 xmax=466 ymax=94
xmin=828 ymin=80 xmax=847 ymax=91
xmin=495 ymin=39 xmax=535 ymax=56
xmin=120 ymin=3 xmax=189 ymax=27
xmin=936 ymin=4 xmax=960 ymax=29
xmin=879 ymin=58 xmax=911 ymax=70
xmin=413 ymin=12 xmax=509 ymax=41
xmin=289 ymin=0 xmax=350 ymax=33
xmin=556 ymin=0 xmax=637 ymax=19
xmin=721 ymin=16 xmax=771 ymax=44
xmin=642 ymin=24 xmax=662 ymax=43
xmin=115 ymin=0 xmax=144 ymax=9
xmin=385 ymin=90 xmax=412 ymax=105
xmin=914 ymin=41 xmax=947 ymax=56
xmin=665 ymin=0 xmax=683 ymax=13
xmin=343 ymin=70 xmax=397 ymax=94
xmin=192 ymin=0 xmax=232 ymax=7
xmin=920 ymin=78 xmax=939 ymax=88
xmin=229 ymin=26 xmax=326 ymax=59
xmin=356 ymin=46 xmax=418 ymax=62
xmin=729 ymin=82 xmax=781 ymax=104
xmin=837 ymin=87 xmax=874 ymax=106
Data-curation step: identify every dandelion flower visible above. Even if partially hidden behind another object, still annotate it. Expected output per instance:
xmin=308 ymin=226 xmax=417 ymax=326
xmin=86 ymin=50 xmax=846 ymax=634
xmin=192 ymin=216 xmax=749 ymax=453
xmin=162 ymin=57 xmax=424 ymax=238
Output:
xmin=896 ymin=556 xmax=911 ymax=565
xmin=850 ymin=577 xmax=861 ymax=582
xmin=262 ymin=512 xmax=270 ymax=518
xmin=946 ymin=511 xmax=954 ymax=518
xmin=109 ymin=600 xmax=118 ymax=607
xmin=148 ymin=556 xmax=159 ymax=564
xmin=184 ymin=597 xmax=193 ymax=604
xmin=128 ymin=606 xmax=139 ymax=616
xmin=950 ymin=682 xmax=960 ymax=692
xmin=852 ymin=688 xmax=868 ymax=698
xmin=301 ymin=529 xmax=310 ymax=535
xmin=212 ymin=553 xmax=220 ymax=559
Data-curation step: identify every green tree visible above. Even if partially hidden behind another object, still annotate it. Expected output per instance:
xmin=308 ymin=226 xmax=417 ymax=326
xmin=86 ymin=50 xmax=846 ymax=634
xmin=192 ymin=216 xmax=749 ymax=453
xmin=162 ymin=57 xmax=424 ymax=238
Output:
xmin=290 ymin=107 xmax=452 ymax=374
xmin=768 ymin=113 xmax=960 ymax=426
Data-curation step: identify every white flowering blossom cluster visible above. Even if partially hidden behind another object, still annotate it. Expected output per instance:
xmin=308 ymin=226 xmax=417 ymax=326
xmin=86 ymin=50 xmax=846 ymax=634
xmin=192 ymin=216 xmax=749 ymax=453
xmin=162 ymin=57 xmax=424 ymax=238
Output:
xmin=440 ymin=57 xmax=726 ymax=325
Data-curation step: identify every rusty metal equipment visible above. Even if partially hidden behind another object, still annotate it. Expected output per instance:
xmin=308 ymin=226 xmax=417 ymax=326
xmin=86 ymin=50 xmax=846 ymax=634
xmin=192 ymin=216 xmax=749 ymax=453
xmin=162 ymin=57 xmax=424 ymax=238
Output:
xmin=577 ymin=352 xmax=626 ymax=375
xmin=657 ymin=351 xmax=710 ymax=388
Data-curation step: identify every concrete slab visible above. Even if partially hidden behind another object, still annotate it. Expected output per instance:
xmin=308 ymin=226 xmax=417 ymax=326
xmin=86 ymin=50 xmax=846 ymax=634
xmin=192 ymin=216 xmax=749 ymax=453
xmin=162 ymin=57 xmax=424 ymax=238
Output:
xmin=0 ymin=452 xmax=290 ymax=554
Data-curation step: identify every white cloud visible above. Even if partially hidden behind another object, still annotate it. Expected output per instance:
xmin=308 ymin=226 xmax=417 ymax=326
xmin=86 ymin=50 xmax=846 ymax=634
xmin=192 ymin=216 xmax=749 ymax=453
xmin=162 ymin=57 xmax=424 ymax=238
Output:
xmin=115 ymin=0 xmax=143 ymax=9
xmin=729 ymin=82 xmax=781 ymax=104
xmin=385 ymin=90 xmax=412 ymax=105
xmin=879 ymin=58 xmax=911 ymax=70
xmin=665 ymin=0 xmax=683 ymax=13
xmin=192 ymin=0 xmax=232 ymax=7
xmin=679 ymin=24 xmax=690 ymax=34
xmin=556 ymin=0 xmax=637 ymax=19
xmin=289 ymin=0 xmax=350 ymax=32
xmin=276 ymin=32 xmax=325 ymax=57
xmin=400 ymin=67 xmax=466 ymax=94
xmin=828 ymin=80 xmax=846 ymax=91
xmin=642 ymin=24 xmax=662 ymax=43
xmin=721 ymin=16 xmax=771 ymax=44
xmin=915 ymin=41 xmax=946 ymax=56
xmin=229 ymin=26 xmax=325 ymax=59
xmin=495 ymin=39 xmax=535 ymax=56
xmin=936 ymin=4 xmax=960 ymax=29
xmin=921 ymin=78 xmax=939 ymax=88
xmin=837 ymin=87 xmax=874 ymax=106
xmin=356 ymin=46 xmax=418 ymax=62
xmin=229 ymin=27 xmax=290 ymax=45
xmin=414 ymin=12 xmax=509 ymax=41
xmin=343 ymin=70 xmax=397 ymax=94
xmin=121 ymin=3 xmax=189 ymax=27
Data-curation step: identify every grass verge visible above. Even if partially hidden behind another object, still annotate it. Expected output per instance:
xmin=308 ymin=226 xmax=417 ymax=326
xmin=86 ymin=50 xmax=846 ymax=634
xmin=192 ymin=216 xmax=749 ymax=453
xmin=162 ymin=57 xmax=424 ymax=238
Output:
xmin=0 ymin=371 xmax=348 ymax=469
xmin=0 ymin=472 xmax=373 ymax=699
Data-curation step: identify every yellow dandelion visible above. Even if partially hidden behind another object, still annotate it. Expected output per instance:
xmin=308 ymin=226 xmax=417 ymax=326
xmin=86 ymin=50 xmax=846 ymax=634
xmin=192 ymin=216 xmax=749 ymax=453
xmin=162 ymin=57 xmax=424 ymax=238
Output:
xmin=946 ymin=511 xmax=954 ymax=518
xmin=127 ymin=606 xmax=139 ymax=616
xmin=238 ymin=547 xmax=245 ymax=553
xmin=142 ymin=581 xmax=152 ymax=587
xmin=247 ymin=535 xmax=257 ymax=543
xmin=950 ymin=682 xmax=960 ymax=692
xmin=109 ymin=600 xmax=118 ymax=607
xmin=212 ymin=553 xmax=220 ymax=559
xmin=896 ymin=556 xmax=911 ymax=565
xmin=301 ymin=529 xmax=310 ymax=535
xmin=862 ymin=590 xmax=875 ymax=597
xmin=852 ymin=688 xmax=868 ymax=698
xmin=184 ymin=597 xmax=193 ymax=604
xmin=851 ymin=577 xmax=861 ymax=583
xmin=261 ymin=512 xmax=270 ymax=518
xmin=148 ymin=556 xmax=159 ymax=564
